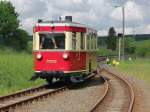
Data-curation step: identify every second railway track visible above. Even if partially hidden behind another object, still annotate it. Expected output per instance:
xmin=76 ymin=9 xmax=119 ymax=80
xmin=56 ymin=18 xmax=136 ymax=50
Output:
xmin=0 ymin=85 xmax=67 ymax=112
xmin=90 ymin=64 xmax=134 ymax=112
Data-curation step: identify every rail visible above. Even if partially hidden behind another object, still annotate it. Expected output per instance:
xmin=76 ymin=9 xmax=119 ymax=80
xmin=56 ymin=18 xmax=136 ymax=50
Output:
xmin=102 ymin=65 xmax=134 ymax=112
xmin=0 ymin=85 xmax=46 ymax=103
xmin=89 ymin=76 xmax=109 ymax=112
xmin=0 ymin=86 xmax=67 ymax=112
xmin=90 ymin=64 xmax=134 ymax=112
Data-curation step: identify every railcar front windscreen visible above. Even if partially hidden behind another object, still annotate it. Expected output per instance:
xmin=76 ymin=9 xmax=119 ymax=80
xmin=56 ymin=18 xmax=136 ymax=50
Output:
xmin=39 ymin=33 xmax=65 ymax=49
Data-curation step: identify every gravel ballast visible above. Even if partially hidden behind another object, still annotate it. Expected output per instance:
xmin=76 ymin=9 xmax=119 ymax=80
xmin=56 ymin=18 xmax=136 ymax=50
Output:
xmin=14 ymin=76 xmax=107 ymax=112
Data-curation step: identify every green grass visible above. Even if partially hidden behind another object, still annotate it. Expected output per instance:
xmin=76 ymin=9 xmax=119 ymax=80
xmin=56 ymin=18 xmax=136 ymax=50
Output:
xmin=133 ymin=39 xmax=150 ymax=48
xmin=97 ymin=47 xmax=118 ymax=56
xmin=132 ymin=40 xmax=150 ymax=57
xmin=0 ymin=49 xmax=45 ymax=96
xmin=116 ymin=58 xmax=150 ymax=84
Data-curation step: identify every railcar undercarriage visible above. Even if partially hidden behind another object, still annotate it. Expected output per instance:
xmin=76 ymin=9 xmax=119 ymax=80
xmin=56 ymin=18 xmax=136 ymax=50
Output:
xmin=31 ymin=70 xmax=97 ymax=84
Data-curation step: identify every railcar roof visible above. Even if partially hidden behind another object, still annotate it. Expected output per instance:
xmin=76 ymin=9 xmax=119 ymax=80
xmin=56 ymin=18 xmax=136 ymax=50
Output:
xmin=36 ymin=20 xmax=86 ymax=27
xmin=39 ymin=20 xmax=83 ymax=25
xmin=35 ymin=20 xmax=97 ymax=33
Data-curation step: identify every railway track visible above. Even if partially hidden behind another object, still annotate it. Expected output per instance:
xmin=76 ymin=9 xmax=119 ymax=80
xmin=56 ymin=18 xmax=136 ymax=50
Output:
xmin=90 ymin=64 xmax=134 ymax=112
xmin=0 ymin=73 xmax=95 ymax=112
xmin=0 ymin=65 xmax=134 ymax=112
xmin=0 ymin=85 xmax=67 ymax=112
xmin=0 ymin=85 xmax=46 ymax=103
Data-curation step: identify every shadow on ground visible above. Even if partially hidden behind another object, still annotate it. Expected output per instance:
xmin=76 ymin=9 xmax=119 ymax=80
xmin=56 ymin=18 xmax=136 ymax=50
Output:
xmin=69 ymin=76 xmax=105 ymax=90
xmin=44 ymin=76 xmax=107 ymax=90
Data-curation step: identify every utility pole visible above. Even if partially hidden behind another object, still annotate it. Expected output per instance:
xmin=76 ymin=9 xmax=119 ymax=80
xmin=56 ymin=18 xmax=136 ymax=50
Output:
xmin=122 ymin=6 xmax=125 ymax=60
xmin=118 ymin=37 xmax=121 ymax=61
xmin=118 ymin=33 xmax=123 ymax=61
xmin=115 ymin=5 xmax=125 ymax=60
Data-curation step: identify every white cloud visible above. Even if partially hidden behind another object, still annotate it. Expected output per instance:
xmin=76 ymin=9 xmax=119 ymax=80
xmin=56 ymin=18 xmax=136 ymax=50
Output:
xmin=111 ymin=1 xmax=143 ymax=22
xmin=126 ymin=1 xmax=143 ymax=21
xmin=21 ymin=18 xmax=36 ymax=32
xmin=135 ymin=24 xmax=150 ymax=34
xmin=11 ymin=0 xmax=47 ymax=19
xmin=8 ymin=0 xmax=150 ymax=35
xmin=98 ymin=30 xmax=107 ymax=36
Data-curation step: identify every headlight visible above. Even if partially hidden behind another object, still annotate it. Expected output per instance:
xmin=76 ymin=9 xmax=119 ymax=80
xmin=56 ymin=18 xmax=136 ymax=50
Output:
xmin=62 ymin=53 xmax=69 ymax=60
xmin=36 ymin=53 xmax=42 ymax=60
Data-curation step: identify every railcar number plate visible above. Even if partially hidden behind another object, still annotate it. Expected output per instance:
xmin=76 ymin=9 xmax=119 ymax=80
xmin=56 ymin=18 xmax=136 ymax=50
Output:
xmin=46 ymin=60 xmax=57 ymax=63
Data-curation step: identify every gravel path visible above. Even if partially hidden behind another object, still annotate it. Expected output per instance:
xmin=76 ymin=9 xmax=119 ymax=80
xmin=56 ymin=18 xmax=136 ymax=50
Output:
xmin=14 ymin=76 xmax=107 ymax=112
xmin=127 ymin=77 xmax=150 ymax=112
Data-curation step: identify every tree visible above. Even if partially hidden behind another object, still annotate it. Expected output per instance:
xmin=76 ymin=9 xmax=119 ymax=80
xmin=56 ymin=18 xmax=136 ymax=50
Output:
xmin=106 ymin=27 xmax=117 ymax=50
xmin=0 ymin=1 xmax=29 ymax=50
xmin=5 ymin=29 xmax=29 ymax=50
xmin=0 ymin=1 xmax=19 ymax=39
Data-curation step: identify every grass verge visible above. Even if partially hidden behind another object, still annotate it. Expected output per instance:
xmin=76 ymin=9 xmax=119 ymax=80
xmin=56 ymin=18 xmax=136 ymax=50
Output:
xmin=0 ymin=50 xmax=45 ymax=96
xmin=116 ymin=58 xmax=150 ymax=84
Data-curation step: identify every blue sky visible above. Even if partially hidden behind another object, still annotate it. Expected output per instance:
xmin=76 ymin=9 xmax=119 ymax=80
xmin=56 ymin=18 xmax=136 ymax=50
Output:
xmin=10 ymin=0 xmax=150 ymax=36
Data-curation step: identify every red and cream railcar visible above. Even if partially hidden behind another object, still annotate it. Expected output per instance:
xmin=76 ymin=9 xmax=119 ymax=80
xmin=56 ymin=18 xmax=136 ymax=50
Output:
xmin=31 ymin=17 xmax=98 ymax=83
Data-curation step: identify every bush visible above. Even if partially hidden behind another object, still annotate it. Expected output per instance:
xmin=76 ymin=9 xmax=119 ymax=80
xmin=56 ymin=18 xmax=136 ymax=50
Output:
xmin=97 ymin=37 xmax=107 ymax=47
xmin=124 ymin=36 xmax=135 ymax=54
xmin=125 ymin=47 xmax=135 ymax=54
xmin=135 ymin=47 xmax=149 ymax=57
xmin=6 ymin=29 xmax=29 ymax=50
xmin=26 ymin=41 xmax=33 ymax=54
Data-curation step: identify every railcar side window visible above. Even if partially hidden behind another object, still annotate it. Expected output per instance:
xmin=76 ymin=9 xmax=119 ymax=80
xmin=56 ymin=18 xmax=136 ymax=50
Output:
xmin=72 ymin=32 xmax=76 ymax=50
xmin=87 ymin=33 xmax=97 ymax=50
xmin=91 ymin=34 xmax=94 ymax=49
xmin=89 ymin=33 xmax=92 ymax=50
xmin=87 ymin=34 xmax=90 ymax=50
xmin=94 ymin=34 xmax=97 ymax=49
xmin=39 ymin=33 xmax=65 ymax=49
xmin=80 ymin=32 xmax=85 ymax=50
xmin=92 ymin=34 xmax=95 ymax=49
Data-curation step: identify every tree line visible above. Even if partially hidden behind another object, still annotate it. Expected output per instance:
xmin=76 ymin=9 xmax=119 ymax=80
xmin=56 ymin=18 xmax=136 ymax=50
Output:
xmin=99 ymin=27 xmax=136 ymax=55
xmin=0 ymin=1 xmax=29 ymax=50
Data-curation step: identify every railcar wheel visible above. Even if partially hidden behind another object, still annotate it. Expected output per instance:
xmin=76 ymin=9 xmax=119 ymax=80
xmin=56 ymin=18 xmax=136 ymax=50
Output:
xmin=63 ymin=77 xmax=71 ymax=84
xmin=46 ymin=77 xmax=53 ymax=85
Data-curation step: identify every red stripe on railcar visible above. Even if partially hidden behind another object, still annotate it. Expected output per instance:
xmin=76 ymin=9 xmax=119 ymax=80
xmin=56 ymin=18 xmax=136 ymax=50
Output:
xmin=34 ymin=26 xmax=86 ymax=33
